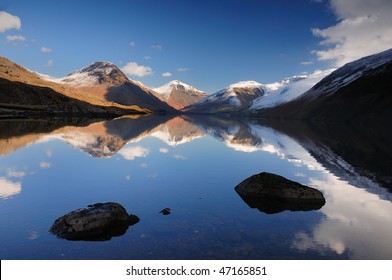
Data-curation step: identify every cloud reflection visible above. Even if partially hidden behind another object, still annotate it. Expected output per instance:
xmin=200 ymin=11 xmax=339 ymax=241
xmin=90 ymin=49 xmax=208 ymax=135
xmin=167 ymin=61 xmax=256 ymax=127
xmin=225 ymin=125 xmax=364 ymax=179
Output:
xmin=118 ymin=146 xmax=150 ymax=161
xmin=0 ymin=177 xmax=22 ymax=199
xmin=39 ymin=162 xmax=51 ymax=169
xmin=292 ymin=173 xmax=392 ymax=259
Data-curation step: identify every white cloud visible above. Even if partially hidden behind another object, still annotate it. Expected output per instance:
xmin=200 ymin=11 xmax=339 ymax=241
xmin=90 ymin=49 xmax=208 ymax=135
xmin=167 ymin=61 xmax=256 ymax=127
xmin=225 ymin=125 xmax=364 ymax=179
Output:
xmin=40 ymin=47 xmax=52 ymax=53
xmin=125 ymin=175 xmax=131 ymax=181
xmin=144 ymin=56 xmax=152 ymax=60
xmin=44 ymin=60 xmax=53 ymax=67
xmin=6 ymin=35 xmax=25 ymax=41
xmin=151 ymin=45 xmax=162 ymax=50
xmin=7 ymin=169 xmax=26 ymax=178
xmin=121 ymin=62 xmax=153 ymax=77
xmin=129 ymin=41 xmax=136 ymax=48
xmin=177 ymin=67 xmax=190 ymax=72
xmin=118 ymin=146 xmax=150 ymax=160
xmin=39 ymin=162 xmax=51 ymax=169
xmin=174 ymin=154 xmax=186 ymax=160
xmin=162 ymin=72 xmax=172 ymax=77
xmin=312 ymin=0 xmax=392 ymax=66
xmin=159 ymin=147 xmax=169 ymax=153
xmin=0 ymin=177 xmax=21 ymax=199
xmin=0 ymin=11 xmax=21 ymax=32
xmin=300 ymin=61 xmax=313 ymax=65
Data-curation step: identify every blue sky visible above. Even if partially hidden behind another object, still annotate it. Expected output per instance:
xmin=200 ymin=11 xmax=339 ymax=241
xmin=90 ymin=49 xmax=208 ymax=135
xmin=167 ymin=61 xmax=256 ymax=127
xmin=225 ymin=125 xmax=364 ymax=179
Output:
xmin=1 ymin=0 xmax=391 ymax=93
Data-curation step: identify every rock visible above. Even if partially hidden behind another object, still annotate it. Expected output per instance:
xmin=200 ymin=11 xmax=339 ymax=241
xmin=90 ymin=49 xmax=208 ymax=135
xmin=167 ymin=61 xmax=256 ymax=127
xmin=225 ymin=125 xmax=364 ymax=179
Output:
xmin=235 ymin=172 xmax=325 ymax=214
xmin=49 ymin=202 xmax=140 ymax=241
xmin=159 ymin=208 xmax=171 ymax=215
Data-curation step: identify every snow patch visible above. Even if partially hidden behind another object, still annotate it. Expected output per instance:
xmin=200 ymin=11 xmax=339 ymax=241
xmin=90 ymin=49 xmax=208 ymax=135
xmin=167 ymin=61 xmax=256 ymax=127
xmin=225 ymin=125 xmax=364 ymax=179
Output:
xmin=250 ymin=69 xmax=334 ymax=110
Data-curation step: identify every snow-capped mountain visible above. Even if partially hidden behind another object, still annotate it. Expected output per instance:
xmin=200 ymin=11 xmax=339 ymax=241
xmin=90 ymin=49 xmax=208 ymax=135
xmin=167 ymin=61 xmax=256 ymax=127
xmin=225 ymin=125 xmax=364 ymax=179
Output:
xmin=307 ymin=48 xmax=392 ymax=98
xmin=184 ymin=81 xmax=265 ymax=113
xmin=184 ymin=72 xmax=334 ymax=114
xmin=153 ymin=80 xmax=207 ymax=110
xmin=48 ymin=61 xmax=175 ymax=112
xmin=249 ymin=69 xmax=334 ymax=111
xmin=0 ymin=56 xmax=147 ymax=116
xmin=59 ymin=61 xmax=128 ymax=87
xmin=255 ymin=48 xmax=392 ymax=120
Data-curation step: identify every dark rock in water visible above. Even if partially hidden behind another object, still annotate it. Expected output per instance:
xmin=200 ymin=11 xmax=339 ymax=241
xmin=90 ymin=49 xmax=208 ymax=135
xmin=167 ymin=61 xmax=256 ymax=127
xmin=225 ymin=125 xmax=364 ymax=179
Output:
xmin=235 ymin=172 xmax=325 ymax=214
xmin=159 ymin=208 xmax=171 ymax=215
xmin=49 ymin=202 xmax=140 ymax=241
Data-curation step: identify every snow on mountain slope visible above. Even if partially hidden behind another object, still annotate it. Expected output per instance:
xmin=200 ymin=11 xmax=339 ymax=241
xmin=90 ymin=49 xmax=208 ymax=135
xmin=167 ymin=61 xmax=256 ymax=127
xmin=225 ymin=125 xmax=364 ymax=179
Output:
xmin=186 ymin=81 xmax=265 ymax=113
xmin=250 ymin=69 xmax=334 ymax=110
xmin=255 ymin=48 xmax=392 ymax=120
xmin=200 ymin=81 xmax=264 ymax=105
xmin=186 ymin=71 xmax=336 ymax=114
xmin=37 ymin=61 xmax=175 ymax=112
xmin=154 ymin=80 xmax=205 ymax=100
xmin=304 ymin=48 xmax=392 ymax=98
xmin=59 ymin=61 xmax=128 ymax=87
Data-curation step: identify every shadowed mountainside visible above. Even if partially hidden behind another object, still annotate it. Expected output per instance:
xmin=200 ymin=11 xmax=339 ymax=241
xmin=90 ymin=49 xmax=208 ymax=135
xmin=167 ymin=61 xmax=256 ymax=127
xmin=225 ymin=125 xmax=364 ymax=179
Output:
xmin=255 ymin=49 xmax=392 ymax=121
xmin=259 ymin=119 xmax=392 ymax=193
xmin=58 ymin=61 xmax=175 ymax=112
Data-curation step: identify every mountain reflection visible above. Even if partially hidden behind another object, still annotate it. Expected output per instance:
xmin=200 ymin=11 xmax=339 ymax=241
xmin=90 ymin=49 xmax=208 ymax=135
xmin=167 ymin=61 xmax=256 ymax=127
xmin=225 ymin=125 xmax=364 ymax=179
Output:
xmin=0 ymin=116 xmax=391 ymax=196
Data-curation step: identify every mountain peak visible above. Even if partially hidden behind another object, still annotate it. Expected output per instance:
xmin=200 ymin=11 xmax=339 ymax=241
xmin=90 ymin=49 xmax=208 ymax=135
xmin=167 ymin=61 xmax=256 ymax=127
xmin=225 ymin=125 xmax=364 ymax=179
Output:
xmin=228 ymin=81 xmax=263 ymax=89
xmin=155 ymin=80 xmax=204 ymax=94
xmin=62 ymin=61 xmax=128 ymax=87
xmin=78 ymin=61 xmax=117 ymax=73
xmin=153 ymin=80 xmax=207 ymax=110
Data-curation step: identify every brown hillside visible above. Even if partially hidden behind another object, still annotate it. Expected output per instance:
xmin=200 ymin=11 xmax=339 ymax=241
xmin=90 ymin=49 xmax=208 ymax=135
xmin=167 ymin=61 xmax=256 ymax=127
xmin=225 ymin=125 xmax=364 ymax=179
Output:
xmin=0 ymin=56 xmax=149 ymax=115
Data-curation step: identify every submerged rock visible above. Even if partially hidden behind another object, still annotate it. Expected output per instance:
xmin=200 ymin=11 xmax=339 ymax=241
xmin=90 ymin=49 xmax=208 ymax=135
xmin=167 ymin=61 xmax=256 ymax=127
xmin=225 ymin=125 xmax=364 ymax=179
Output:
xmin=49 ymin=202 xmax=140 ymax=241
xmin=235 ymin=172 xmax=325 ymax=214
xmin=159 ymin=208 xmax=171 ymax=215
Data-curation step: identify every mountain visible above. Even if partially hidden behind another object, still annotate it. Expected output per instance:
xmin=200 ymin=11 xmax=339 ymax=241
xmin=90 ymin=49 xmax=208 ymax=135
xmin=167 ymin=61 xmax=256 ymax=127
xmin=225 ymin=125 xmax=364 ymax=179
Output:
xmin=184 ymin=81 xmax=265 ymax=114
xmin=153 ymin=80 xmax=207 ymax=110
xmin=255 ymin=48 xmax=392 ymax=120
xmin=248 ymin=70 xmax=333 ymax=111
xmin=0 ymin=56 xmax=148 ymax=116
xmin=59 ymin=61 xmax=128 ymax=87
xmin=56 ymin=62 xmax=175 ymax=112
xmin=184 ymin=71 xmax=334 ymax=115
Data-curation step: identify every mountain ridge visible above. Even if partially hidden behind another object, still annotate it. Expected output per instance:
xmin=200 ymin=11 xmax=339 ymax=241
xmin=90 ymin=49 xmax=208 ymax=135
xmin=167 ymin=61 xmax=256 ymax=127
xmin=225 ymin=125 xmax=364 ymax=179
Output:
xmin=0 ymin=56 xmax=150 ymax=116
xmin=254 ymin=48 xmax=392 ymax=120
xmin=2 ymin=47 xmax=391 ymax=120
xmin=52 ymin=61 xmax=175 ymax=112
xmin=183 ymin=80 xmax=265 ymax=114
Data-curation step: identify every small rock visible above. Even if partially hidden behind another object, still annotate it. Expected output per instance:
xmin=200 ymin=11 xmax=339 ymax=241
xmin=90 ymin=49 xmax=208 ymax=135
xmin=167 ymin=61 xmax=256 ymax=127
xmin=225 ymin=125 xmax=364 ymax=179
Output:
xmin=49 ymin=202 xmax=140 ymax=241
xmin=159 ymin=208 xmax=171 ymax=215
xmin=235 ymin=172 xmax=325 ymax=214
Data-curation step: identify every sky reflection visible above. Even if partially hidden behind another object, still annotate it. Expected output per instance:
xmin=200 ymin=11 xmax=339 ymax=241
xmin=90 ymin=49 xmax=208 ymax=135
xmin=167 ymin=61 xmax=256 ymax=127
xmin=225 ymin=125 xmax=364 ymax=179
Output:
xmin=0 ymin=116 xmax=391 ymax=259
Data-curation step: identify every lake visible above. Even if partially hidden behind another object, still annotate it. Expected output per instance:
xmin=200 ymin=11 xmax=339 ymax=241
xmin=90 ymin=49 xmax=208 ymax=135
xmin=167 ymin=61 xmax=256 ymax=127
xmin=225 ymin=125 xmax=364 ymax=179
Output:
xmin=0 ymin=115 xmax=391 ymax=260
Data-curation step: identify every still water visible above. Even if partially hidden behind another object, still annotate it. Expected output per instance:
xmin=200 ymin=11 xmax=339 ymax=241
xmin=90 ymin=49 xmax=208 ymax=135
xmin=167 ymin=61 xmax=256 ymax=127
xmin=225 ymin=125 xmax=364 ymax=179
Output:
xmin=0 ymin=115 xmax=391 ymax=259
